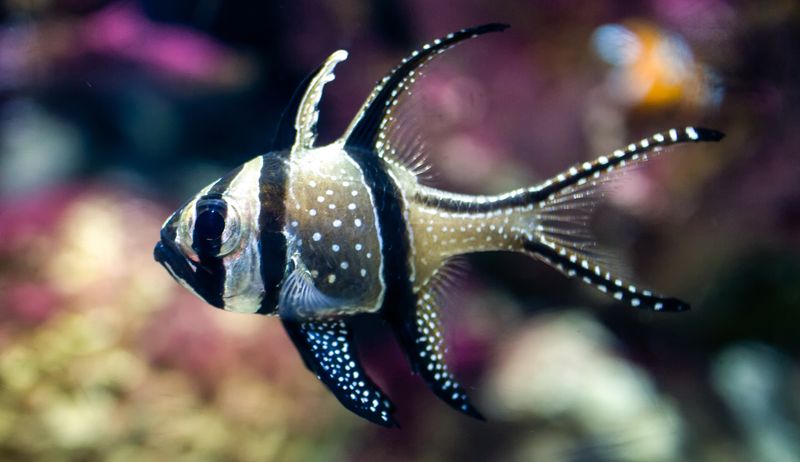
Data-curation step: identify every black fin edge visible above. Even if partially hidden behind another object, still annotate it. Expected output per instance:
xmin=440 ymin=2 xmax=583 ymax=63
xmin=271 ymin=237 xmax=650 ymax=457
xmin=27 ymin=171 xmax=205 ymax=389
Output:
xmin=526 ymin=126 xmax=726 ymax=204
xmin=691 ymin=127 xmax=725 ymax=142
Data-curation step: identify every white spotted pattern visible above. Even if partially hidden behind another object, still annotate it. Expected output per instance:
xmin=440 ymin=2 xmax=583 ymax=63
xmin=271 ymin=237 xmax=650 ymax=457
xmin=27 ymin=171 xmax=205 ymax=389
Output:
xmin=296 ymin=320 xmax=394 ymax=424
xmin=284 ymin=142 xmax=386 ymax=316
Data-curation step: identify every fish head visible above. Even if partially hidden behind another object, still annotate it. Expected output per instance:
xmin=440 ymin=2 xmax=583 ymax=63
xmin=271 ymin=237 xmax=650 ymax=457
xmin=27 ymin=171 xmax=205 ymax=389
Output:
xmin=154 ymin=160 xmax=267 ymax=312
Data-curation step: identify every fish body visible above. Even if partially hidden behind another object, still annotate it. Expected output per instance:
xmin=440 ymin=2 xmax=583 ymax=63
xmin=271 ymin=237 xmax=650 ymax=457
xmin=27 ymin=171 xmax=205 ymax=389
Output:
xmin=154 ymin=24 xmax=723 ymax=426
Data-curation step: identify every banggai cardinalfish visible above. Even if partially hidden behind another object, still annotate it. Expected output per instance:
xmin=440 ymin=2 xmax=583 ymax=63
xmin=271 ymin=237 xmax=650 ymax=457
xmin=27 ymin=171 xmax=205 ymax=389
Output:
xmin=154 ymin=23 xmax=724 ymax=426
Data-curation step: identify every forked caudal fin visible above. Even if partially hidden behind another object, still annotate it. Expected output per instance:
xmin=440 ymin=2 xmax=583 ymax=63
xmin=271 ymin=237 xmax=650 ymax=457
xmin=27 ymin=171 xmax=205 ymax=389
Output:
xmin=522 ymin=127 xmax=723 ymax=311
xmin=414 ymin=127 xmax=724 ymax=312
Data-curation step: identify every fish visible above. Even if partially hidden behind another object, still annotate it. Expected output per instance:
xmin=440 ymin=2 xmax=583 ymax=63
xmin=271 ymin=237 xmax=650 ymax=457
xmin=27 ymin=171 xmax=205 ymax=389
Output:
xmin=153 ymin=23 xmax=724 ymax=427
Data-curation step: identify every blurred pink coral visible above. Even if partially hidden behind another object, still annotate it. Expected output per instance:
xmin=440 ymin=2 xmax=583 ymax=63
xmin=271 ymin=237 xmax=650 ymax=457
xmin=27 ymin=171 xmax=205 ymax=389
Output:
xmin=0 ymin=185 xmax=354 ymax=460
xmin=141 ymin=294 xmax=234 ymax=391
xmin=80 ymin=2 xmax=249 ymax=85
xmin=0 ymin=1 xmax=253 ymax=89
xmin=1 ymin=282 xmax=61 ymax=326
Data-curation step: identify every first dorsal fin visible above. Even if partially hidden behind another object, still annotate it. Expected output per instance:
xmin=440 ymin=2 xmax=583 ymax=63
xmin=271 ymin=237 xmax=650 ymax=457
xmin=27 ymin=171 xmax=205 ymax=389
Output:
xmin=272 ymin=50 xmax=349 ymax=151
xmin=342 ymin=23 xmax=509 ymax=152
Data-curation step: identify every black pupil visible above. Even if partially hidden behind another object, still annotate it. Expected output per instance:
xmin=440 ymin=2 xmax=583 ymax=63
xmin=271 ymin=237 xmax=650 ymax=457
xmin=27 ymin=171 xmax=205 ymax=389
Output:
xmin=193 ymin=196 xmax=227 ymax=255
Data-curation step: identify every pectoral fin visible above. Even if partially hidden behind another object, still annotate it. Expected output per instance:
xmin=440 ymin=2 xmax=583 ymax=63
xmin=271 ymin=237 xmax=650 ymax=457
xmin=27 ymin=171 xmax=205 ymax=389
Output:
xmin=278 ymin=266 xmax=343 ymax=320
xmin=278 ymin=259 xmax=374 ymax=320
xmin=281 ymin=318 xmax=398 ymax=427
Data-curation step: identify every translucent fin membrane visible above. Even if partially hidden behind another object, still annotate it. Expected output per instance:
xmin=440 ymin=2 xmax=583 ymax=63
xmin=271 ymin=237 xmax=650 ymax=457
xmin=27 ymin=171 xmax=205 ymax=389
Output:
xmin=532 ymin=150 xmax=646 ymax=281
xmin=381 ymin=93 xmax=433 ymax=179
xmin=278 ymin=267 xmax=343 ymax=320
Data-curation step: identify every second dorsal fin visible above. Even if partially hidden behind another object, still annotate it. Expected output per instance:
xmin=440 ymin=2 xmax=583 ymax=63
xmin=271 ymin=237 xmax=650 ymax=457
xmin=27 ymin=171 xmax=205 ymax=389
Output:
xmin=342 ymin=24 xmax=508 ymax=153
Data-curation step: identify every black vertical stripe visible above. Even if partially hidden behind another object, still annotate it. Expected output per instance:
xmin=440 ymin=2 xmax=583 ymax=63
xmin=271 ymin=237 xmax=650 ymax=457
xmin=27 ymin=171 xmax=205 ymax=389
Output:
xmin=258 ymin=152 xmax=290 ymax=314
xmin=341 ymin=25 xmax=508 ymax=375
xmin=189 ymin=164 xmax=244 ymax=308
xmin=344 ymin=146 xmax=417 ymax=350
xmin=263 ymin=54 xmax=327 ymax=310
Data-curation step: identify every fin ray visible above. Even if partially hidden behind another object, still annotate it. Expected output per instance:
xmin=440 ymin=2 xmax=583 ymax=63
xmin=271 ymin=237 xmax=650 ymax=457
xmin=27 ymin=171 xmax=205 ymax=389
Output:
xmin=524 ymin=127 xmax=725 ymax=204
xmin=278 ymin=266 xmax=343 ymax=320
xmin=524 ymin=239 xmax=689 ymax=312
xmin=412 ymin=127 xmax=724 ymax=311
xmin=277 ymin=258 xmax=378 ymax=320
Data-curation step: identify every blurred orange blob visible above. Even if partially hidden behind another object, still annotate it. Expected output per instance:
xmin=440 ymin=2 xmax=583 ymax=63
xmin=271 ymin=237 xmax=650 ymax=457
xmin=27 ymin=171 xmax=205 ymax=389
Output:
xmin=592 ymin=21 xmax=722 ymax=109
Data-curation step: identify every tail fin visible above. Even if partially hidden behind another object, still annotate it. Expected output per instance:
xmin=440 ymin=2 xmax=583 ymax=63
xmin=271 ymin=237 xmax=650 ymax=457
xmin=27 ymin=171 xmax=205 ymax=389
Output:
xmin=520 ymin=127 xmax=723 ymax=312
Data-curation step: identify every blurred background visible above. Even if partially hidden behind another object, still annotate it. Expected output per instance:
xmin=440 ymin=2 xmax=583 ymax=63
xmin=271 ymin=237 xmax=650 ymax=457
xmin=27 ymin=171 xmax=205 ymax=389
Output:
xmin=0 ymin=0 xmax=798 ymax=461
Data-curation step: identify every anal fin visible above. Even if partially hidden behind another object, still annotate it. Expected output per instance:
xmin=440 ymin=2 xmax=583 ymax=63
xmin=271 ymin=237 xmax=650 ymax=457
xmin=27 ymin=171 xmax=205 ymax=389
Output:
xmin=387 ymin=270 xmax=484 ymax=420
xmin=282 ymin=318 xmax=398 ymax=427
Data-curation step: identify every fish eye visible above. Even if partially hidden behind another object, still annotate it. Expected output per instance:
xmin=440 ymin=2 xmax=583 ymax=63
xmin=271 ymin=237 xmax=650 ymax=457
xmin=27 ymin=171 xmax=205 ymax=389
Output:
xmin=191 ymin=195 xmax=242 ymax=257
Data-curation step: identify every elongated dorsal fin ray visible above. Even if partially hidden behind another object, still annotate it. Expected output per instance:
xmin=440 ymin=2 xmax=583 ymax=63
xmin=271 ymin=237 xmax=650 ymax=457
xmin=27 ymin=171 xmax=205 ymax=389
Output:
xmin=387 ymin=259 xmax=484 ymax=420
xmin=292 ymin=50 xmax=348 ymax=151
xmin=282 ymin=318 xmax=398 ymax=427
xmin=272 ymin=50 xmax=349 ymax=151
xmin=342 ymin=23 xmax=509 ymax=152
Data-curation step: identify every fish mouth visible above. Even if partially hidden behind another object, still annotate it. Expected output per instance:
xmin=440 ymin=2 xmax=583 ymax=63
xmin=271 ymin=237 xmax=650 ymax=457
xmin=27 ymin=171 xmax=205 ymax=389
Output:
xmin=154 ymin=238 xmax=196 ymax=289
xmin=154 ymin=235 xmax=227 ymax=309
